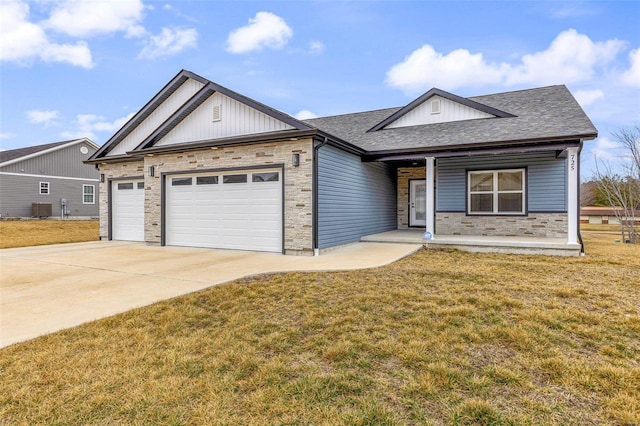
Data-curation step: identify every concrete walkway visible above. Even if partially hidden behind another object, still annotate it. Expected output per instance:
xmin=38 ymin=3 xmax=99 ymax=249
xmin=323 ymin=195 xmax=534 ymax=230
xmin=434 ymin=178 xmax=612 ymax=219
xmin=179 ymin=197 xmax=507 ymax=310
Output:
xmin=0 ymin=241 xmax=420 ymax=348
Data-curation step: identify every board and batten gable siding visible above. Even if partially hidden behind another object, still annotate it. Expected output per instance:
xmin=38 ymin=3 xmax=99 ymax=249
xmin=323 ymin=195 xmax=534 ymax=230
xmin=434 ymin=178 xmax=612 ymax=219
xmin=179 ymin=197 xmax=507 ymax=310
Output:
xmin=436 ymin=151 xmax=567 ymax=212
xmin=0 ymin=174 xmax=98 ymax=218
xmin=107 ymin=78 xmax=205 ymax=156
xmin=0 ymin=142 xmax=98 ymax=179
xmin=155 ymin=92 xmax=295 ymax=146
xmin=317 ymin=145 xmax=396 ymax=249
xmin=385 ymin=95 xmax=494 ymax=129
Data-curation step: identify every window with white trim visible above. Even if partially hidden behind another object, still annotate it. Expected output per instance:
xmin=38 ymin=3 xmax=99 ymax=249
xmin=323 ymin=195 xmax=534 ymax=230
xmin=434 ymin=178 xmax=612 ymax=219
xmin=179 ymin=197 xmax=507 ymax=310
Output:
xmin=468 ymin=169 xmax=525 ymax=215
xmin=39 ymin=182 xmax=50 ymax=195
xmin=83 ymin=184 xmax=95 ymax=204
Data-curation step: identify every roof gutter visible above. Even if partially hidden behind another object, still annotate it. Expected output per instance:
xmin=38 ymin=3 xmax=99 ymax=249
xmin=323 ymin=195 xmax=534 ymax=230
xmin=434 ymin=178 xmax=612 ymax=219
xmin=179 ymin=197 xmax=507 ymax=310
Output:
xmin=363 ymin=137 xmax=591 ymax=162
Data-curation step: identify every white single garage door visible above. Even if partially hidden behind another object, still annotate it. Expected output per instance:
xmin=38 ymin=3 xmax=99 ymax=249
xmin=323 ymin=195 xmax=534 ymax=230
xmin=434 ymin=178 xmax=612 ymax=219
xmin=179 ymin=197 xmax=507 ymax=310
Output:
xmin=112 ymin=180 xmax=145 ymax=241
xmin=166 ymin=168 xmax=282 ymax=252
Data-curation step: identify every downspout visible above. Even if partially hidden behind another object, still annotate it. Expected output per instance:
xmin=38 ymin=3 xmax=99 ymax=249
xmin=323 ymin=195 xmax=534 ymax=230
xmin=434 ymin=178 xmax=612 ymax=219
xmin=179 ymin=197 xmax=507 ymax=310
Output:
xmin=312 ymin=136 xmax=329 ymax=256
xmin=577 ymin=140 xmax=585 ymax=255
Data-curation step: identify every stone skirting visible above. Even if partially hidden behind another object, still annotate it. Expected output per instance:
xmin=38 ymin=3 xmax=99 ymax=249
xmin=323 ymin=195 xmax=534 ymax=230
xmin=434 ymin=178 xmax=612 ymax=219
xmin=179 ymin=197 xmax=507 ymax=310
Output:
xmin=435 ymin=212 xmax=568 ymax=238
xmin=98 ymin=138 xmax=314 ymax=254
xmin=397 ymin=167 xmax=426 ymax=229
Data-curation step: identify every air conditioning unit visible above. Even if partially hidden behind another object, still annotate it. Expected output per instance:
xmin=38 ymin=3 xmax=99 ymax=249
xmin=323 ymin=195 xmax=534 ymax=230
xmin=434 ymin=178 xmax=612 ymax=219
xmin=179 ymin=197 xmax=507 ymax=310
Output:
xmin=32 ymin=203 xmax=52 ymax=218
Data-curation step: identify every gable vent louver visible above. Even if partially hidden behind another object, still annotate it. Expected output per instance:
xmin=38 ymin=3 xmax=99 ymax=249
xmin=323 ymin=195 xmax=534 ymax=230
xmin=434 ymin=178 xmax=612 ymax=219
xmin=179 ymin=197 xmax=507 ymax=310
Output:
xmin=212 ymin=104 xmax=222 ymax=122
xmin=431 ymin=99 xmax=441 ymax=114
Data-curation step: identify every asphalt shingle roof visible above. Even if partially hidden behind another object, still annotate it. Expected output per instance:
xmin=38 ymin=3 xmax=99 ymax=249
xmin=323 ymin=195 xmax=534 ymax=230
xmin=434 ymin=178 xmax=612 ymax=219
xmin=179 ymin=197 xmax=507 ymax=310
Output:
xmin=303 ymin=85 xmax=598 ymax=154
xmin=0 ymin=140 xmax=74 ymax=164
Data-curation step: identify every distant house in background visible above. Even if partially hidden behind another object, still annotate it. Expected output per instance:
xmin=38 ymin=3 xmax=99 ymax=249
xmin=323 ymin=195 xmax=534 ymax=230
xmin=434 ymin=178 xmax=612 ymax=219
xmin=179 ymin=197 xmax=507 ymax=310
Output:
xmin=580 ymin=206 xmax=640 ymax=225
xmin=0 ymin=138 xmax=100 ymax=219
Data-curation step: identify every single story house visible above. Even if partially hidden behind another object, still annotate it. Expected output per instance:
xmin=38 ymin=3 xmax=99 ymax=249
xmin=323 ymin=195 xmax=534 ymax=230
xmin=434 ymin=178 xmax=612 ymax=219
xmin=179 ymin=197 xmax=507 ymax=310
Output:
xmin=86 ymin=70 xmax=597 ymax=255
xmin=0 ymin=138 xmax=100 ymax=219
xmin=580 ymin=206 xmax=640 ymax=225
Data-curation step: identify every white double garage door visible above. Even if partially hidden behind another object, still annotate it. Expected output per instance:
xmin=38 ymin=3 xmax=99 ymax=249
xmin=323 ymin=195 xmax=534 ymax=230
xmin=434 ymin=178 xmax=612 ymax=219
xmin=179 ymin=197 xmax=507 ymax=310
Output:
xmin=111 ymin=168 xmax=283 ymax=253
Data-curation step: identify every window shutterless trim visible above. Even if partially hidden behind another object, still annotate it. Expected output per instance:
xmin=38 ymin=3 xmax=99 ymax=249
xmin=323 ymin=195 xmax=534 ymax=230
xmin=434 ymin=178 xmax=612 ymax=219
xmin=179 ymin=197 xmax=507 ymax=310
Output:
xmin=466 ymin=168 xmax=527 ymax=216
xmin=82 ymin=184 xmax=95 ymax=204
xmin=39 ymin=181 xmax=50 ymax=195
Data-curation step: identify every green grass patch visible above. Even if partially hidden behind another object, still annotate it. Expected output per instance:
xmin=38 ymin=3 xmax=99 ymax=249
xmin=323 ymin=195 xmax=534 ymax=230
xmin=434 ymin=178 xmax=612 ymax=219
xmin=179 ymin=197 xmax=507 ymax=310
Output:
xmin=1 ymin=233 xmax=638 ymax=424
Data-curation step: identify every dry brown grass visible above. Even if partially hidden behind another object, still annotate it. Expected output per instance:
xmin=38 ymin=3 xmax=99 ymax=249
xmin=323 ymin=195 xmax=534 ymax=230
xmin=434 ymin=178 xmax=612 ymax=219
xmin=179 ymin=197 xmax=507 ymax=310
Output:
xmin=0 ymin=220 xmax=99 ymax=248
xmin=0 ymin=234 xmax=638 ymax=425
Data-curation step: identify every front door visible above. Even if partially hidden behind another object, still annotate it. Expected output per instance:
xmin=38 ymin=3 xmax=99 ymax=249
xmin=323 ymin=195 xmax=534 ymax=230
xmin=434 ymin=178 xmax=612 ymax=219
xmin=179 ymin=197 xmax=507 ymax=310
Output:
xmin=410 ymin=179 xmax=426 ymax=227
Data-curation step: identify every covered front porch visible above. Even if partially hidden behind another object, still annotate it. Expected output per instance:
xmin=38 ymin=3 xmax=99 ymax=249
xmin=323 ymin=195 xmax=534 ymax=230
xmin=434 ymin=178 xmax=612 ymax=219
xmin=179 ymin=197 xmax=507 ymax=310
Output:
xmin=361 ymin=229 xmax=582 ymax=256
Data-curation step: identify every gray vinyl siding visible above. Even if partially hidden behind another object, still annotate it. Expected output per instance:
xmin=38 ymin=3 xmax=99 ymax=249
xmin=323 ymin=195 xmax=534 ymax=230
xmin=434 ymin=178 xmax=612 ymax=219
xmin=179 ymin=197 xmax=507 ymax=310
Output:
xmin=317 ymin=145 xmax=396 ymax=248
xmin=0 ymin=174 xmax=99 ymax=218
xmin=437 ymin=152 xmax=566 ymax=212
xmin=0 ymin=142 xmax=98 ymax=179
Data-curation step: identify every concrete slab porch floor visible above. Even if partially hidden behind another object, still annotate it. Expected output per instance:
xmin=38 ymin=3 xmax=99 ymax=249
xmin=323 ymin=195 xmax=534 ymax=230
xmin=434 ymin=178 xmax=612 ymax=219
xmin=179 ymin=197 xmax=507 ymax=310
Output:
xmin=361 ymin=229 xmax=582 ymax=256
xmin=0 ymin=240 xmax=421 ymax=349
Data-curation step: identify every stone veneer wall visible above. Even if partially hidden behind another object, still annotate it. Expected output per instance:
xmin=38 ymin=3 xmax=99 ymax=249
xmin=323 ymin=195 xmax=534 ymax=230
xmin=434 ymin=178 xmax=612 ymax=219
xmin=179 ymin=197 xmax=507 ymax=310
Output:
xmin=397 ymin=167 xmax=426 ymax=229
xmin=98 ymin=160 xmax=145 ymax=239
xmin=141 ymin=138 xmax=314 ymax=255
xmin=435 ymin=212 xmax=568 ymax=238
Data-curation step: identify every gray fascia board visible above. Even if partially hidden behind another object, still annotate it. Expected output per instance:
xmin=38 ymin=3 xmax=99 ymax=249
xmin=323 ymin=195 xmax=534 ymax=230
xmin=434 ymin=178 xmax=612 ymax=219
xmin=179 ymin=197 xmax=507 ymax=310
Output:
xmin=132 ymin=84 xmax=217 ymax=151
xmin=367 ymin=88 xmax=516 ymax=133
xmin=367 ymin=141 xmax=582 ymax=162
xmin=84 ymin=154 xmax=143 ymax=165
xmin=128 ymin=129 xmax=319 ymax=156
xmin=89 ymin=69 xmax=192 ymax=161
xmin=363 ymin=137 xmax=589 ymax=161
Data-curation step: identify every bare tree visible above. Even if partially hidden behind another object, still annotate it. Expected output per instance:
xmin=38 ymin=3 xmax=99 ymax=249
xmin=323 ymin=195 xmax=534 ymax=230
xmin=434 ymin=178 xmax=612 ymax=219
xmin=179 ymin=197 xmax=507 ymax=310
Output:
xmin=593 ymin=124 xmax=640 ymax=243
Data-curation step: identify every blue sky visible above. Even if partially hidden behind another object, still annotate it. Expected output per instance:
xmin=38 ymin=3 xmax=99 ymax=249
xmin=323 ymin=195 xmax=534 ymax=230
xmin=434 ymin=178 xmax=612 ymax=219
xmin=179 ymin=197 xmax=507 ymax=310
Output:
xmin=1 ymin=0 xmax=639 ymax=177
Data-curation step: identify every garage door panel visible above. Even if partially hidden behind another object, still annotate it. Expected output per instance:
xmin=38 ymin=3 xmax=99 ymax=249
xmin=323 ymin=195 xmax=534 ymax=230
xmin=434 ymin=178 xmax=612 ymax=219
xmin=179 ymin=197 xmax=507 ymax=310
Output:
xmin=112 ymin=180 xmax=144 ymax=241
xmin=166 ymin=169 xmax=282 ymax=252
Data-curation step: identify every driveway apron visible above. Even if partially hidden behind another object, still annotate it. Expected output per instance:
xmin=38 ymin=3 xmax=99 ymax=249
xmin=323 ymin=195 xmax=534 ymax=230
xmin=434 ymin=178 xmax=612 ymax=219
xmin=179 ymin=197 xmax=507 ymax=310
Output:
xmin=0 ymin=241 xmax=420 ymax=348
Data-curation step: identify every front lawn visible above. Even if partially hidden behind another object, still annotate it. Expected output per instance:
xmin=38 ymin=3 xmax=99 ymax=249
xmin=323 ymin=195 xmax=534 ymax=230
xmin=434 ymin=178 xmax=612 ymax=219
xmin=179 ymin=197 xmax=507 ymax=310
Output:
xmin=0 ymin=219 xmax=99 ymax=248
xmin=0 ymin=234 xmax=638 ymax=425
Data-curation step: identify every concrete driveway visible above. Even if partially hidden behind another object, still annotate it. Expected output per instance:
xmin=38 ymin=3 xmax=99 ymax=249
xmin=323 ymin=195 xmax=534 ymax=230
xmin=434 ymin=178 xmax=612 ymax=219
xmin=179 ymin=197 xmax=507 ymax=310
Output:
xmin=0 ymin=241 xmax=420 ymax=348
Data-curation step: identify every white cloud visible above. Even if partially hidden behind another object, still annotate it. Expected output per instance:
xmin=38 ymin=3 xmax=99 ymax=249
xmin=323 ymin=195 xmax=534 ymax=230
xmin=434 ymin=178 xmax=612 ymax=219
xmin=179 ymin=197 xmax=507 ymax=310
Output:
xmin=45 ymin=0 xmax=145 ymax=38
xmin=0 ymin=133 xmax=16 ymax=139
xmin=386 ymin=45 xmax=506 ymax=92
xmin=506 ymin=29 xmax=625 ymax=86
xmin=138 ymin=27 xmax=197 ymax=59
xmin=26 ymin=109 xmax=61 ymax=127
xmin=0 ymin=0 xmax=93 ymax=68
xmin=294 ymin=110 xmax=318 ymax=120
xmin=309 ymin=41 xmax=325 ymax=55
xmin=621 ymin=48 xmax=640 ymax=87
xmin=386 ymin=29 xmax=625 ymax=94
xmin=226 ymin=12 xmax=292 ymax=54
xmin=591 ymin=136 xmax=621 ymax=161
xmin=61 ymin=112 xmax=135 ymax=140
xmin=574 ymin=89 xmax=604 ymax=107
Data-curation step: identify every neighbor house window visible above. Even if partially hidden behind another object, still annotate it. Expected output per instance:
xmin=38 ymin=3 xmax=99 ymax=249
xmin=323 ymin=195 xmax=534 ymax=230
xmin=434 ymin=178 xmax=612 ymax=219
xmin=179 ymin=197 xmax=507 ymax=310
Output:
xmin=83 ymin=185 xmax=95 ymax=204
xmin=468 ymin=169 xmax=525 ymax=215
xmin=39 ymin=182 xmax=50 ymax=195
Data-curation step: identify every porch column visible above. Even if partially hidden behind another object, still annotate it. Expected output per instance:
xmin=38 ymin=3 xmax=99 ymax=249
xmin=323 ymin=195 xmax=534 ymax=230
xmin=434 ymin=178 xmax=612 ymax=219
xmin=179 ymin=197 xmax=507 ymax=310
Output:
xmin=426 ymin=156 xmax=435 ymax=237
xmin=567 ymin=147 xmax=579 ymax=244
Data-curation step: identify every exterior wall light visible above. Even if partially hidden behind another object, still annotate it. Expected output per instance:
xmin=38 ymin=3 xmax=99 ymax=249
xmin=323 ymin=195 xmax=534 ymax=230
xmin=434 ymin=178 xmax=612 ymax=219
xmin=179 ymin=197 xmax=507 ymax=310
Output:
xmin=292 ymin=153 xmax=300 ymax=167
xmin=148 ymin=166 xmax=155 ymax=177
xmin=100 ymin=173 xmax=105 ymax=182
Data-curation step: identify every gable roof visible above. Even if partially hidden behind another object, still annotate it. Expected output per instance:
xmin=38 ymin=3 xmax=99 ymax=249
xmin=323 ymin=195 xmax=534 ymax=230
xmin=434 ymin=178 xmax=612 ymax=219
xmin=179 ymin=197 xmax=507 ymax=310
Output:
xmin=367 ymin=87 xmax=515 ymax=132
xmin=89 ymin=70 xmax=313 ymax=161
xmin=0 ymin=138 xmax=97 ymax=167
xmin=304 ymin=85 xmax=598 ymax=157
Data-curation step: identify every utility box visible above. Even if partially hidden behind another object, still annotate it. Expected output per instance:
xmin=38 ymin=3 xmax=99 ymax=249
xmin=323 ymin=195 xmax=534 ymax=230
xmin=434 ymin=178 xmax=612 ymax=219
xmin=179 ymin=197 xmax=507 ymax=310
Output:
xmin=32 ymin=203 xmax=52 ymax=218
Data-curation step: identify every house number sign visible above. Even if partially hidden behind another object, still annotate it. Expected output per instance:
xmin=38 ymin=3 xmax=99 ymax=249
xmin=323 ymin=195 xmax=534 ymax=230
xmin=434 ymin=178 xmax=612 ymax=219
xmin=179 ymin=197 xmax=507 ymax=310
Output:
xmin=570 ymin=153 xmax=576 ymax=172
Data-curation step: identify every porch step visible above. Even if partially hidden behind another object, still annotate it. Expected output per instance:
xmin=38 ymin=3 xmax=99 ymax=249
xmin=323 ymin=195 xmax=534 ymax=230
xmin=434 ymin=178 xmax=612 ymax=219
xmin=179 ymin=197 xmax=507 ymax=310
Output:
xmin=361 ymin=230 xmax=582 ymax=256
